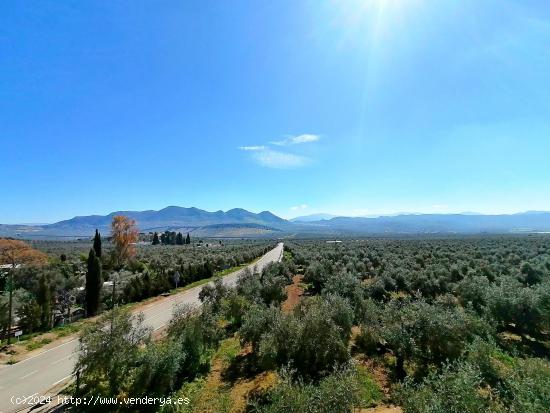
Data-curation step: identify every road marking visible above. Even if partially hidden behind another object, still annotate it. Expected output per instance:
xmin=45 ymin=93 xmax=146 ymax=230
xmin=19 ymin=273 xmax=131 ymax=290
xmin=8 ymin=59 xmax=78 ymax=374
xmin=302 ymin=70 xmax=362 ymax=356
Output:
xmin=52 ymin=374 xmax=74 ymax=386
xmin=20 ymin=370 xmax=38 ymax=379
xmin=51 ymin=354 xmax=73 ymax=365
xmin=9 ymin=339 xmax=78 ymax=366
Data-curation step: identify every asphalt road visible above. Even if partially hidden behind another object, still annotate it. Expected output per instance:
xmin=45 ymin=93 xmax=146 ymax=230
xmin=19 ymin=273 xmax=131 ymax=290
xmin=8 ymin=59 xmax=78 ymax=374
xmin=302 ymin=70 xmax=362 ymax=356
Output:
xmin=0 ymin=242 xmax=283 ymax=413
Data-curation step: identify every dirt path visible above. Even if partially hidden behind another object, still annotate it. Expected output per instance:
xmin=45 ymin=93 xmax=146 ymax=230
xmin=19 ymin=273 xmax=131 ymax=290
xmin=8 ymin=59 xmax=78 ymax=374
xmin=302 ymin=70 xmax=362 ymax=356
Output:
xmin=282 ymin=275 xmax=304 ymax=313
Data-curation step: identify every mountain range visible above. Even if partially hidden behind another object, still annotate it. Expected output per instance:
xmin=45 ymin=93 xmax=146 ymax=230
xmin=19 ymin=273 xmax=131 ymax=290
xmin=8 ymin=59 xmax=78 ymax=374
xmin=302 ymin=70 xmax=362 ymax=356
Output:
xmin=1 ymin=207 xmax=550 ymax=239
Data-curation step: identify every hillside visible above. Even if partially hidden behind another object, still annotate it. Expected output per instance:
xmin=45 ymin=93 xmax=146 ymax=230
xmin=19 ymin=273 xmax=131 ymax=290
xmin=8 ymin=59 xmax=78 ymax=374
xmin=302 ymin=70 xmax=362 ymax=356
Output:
xmin=1 ymin=208 xmax=550 ymax=239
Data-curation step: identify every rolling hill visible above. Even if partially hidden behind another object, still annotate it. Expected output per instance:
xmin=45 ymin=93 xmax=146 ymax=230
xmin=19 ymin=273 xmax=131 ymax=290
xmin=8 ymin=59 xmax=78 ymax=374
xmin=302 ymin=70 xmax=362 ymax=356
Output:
xmin=1 ymin=207 xmax=550 ymax=239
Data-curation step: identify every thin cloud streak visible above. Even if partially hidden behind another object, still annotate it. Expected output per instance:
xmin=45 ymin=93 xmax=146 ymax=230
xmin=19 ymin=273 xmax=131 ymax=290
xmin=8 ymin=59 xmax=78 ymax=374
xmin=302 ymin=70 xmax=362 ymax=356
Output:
xmin=239 ymin=145 xmax=266 ymax=151
xmin=270 ymin=134 xmax=320 ymax=146
xmin=251 ymin=149 xmax=310 ymax=169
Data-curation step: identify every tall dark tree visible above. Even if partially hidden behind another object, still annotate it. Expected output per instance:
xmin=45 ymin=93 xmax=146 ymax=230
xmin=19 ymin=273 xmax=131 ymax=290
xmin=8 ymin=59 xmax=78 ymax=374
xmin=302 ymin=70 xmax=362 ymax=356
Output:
xmin=152 ymin=232 xmax=160 ymax=245
xmin=176 ymin=232 xmax=184 ymax=245
xmin=186 ymin=233 xmax=191 ymax=245
xmin=93 ymin=229 xmax=102 ymax=258
xmin=86 ymin=248 xmax=103 ymax=317
xmin=17 ymin=296 xmax=41 ymax=333
xmin=0 ymin=239 xmax=48 ymax=343
xmin=36 ymin=274 xmax=51 ymax=330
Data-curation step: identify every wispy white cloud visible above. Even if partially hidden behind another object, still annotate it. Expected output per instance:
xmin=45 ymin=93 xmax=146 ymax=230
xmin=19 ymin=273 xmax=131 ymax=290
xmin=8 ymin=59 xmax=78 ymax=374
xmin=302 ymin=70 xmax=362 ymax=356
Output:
xmin=239 ymin=145 xmax=266 ymax=151
xmin=239 ymin=133 xmax=320 ymax=168
xmin=270 ymin=134 xmax=320 ymax=146
xmin=291 ymin=204 xmax=308 ymax=211
xmin=251 ymin=149 xmax=310 ymax=169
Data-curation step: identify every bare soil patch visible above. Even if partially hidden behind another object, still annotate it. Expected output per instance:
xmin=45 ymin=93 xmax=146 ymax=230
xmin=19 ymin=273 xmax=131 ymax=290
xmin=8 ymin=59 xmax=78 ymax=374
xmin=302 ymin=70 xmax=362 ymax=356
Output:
xmin=282 ymin=275 xmax=304 ymax=313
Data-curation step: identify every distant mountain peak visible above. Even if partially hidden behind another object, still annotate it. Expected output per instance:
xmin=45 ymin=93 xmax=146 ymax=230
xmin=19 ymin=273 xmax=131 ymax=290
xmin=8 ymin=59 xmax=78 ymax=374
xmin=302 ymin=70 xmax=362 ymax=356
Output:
xmin=32 ymin=206 xmax=291 ymax=237
xmin=291 ymin=213 xmax=339 ymax=222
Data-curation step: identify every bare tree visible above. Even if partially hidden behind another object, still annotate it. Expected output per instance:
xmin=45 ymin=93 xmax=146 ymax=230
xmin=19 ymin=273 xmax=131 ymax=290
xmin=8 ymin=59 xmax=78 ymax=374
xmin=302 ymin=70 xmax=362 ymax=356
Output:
xmin=111 ymin=216 xmax=139 ymax=269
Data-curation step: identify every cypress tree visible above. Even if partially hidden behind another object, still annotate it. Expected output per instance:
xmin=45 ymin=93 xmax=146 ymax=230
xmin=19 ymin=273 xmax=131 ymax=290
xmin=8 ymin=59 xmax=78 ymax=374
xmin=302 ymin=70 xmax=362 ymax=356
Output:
xmin=85 ymin=248 xmax=102 ymax=317
xmin=36 ymin=274 xmax=51 ymax=330
xmin=186 ymin=233 xmax=191 ymax=245
xmin=152 ymin=232 xmax=160 ymax=245
xmin=176 ymin=232 xmax=184 ymax=245
xmin=93 ymin=229 xmax=102 ymax=258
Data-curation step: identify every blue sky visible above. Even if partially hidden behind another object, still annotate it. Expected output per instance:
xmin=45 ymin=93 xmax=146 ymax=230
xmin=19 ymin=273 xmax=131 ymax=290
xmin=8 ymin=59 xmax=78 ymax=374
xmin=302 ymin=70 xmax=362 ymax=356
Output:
xmin=1 ymin=0 xmax=550 ymax=223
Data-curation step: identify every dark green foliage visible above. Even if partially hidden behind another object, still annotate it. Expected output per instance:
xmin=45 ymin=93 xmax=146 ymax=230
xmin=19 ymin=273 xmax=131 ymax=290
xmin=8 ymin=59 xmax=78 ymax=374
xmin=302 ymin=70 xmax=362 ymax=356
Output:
xmin=75 ymin=309 xmax=152 ymax=398
xmin=358 ymin=297 xmax=493 ymax=378
xmin=250 ymin=364 xmax=381 ymax=413
xmin=486 ymin=276 xmax=550 ymax=339
xmin=152 ymin=232 xmax=160 ymax=245
xmin=93 ymin=229 xmax=102 ymax=258
xmin=36 ymin=273 xmax=51 ymax=330
xmin=159 ymin=230 xmax=189 ymax=245
xmin=198 ymin=278 xmax=228 ymax=312
xmin=17 ymin=294 xmax=41 ymax=333
xmin=303 ymin=262 xmax=329 ymax=293
xmin=130 ymin=339 xmax=184 ymax=401
xmin=118 ymin=242 xmax=271 ymax=305
xmin=504 ymin=357 xmax=550 ymax=412
xmin=74 ymin=303 xmax=225 ymax=407
xmin=396 ymin=362 xmax=492 ymax=413
xmin=520 ymin=262 xmax=544 ymax=285
xmin=236 ymin=263 xmax=290 ymax=307
xmin=456 ymin=275 xmax=491 ymax=313
xmin=0 ymin=296 xmax=9 ymax=338
xmin=322 ymin=270 xmax=364 ymax=319
xmin=240 ymin=296 xmax=354 ymax=379
xmin=186 ymin=232 xmax=191 ymax=244
xmin=220 ymin=290 xmax=250 ymax=328
xmin=397 ymin=342 xmax=550 ymax=413
xmin=85 ymin=248 xmax=102 ymax=317
xmin=167 ymin=304 xmax=223 ymax=380
xmin=160 ymin=230 xmax=177 ymax=245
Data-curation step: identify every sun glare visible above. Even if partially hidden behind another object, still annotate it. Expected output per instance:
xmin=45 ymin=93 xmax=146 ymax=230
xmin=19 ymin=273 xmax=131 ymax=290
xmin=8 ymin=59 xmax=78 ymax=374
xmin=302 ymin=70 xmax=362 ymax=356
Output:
xmin=328 ymin=0 xmax=422 ymax=46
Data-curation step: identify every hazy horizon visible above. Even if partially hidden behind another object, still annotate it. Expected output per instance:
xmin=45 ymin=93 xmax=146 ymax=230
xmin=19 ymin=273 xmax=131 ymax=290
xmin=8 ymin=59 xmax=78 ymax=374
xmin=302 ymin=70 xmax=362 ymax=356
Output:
xmin=4 ymin=205 xmax=550 ymax=226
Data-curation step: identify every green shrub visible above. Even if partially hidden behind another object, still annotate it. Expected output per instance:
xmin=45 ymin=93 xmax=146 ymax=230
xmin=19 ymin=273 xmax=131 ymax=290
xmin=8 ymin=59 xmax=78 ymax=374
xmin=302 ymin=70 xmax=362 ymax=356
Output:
xmin=250 ymin=364 xmax=381 ymax=413
xmin=396 ymin=362 xmax=494 ymax=413
xmin=240 ymin=296 xmax=354 ymax=380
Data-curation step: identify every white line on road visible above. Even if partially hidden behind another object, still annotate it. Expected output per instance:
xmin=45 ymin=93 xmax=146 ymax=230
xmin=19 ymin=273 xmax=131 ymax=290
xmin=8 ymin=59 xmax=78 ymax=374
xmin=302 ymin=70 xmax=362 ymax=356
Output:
xmin=51 ymin=354 xmax=73 ymax=365
xmin=52 ymin=374 xmax=74 ymax=386
xmin=10 ymin=339 xmax=78 ymax=366
xmin=20 ymin=370 xmax=38 ymax=380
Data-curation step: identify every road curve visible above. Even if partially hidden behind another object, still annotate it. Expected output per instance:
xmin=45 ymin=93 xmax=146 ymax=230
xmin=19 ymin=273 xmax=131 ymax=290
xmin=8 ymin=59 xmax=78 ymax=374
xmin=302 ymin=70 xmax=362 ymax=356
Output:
xmin=0 ymin=242 xmax=283 ymax=413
